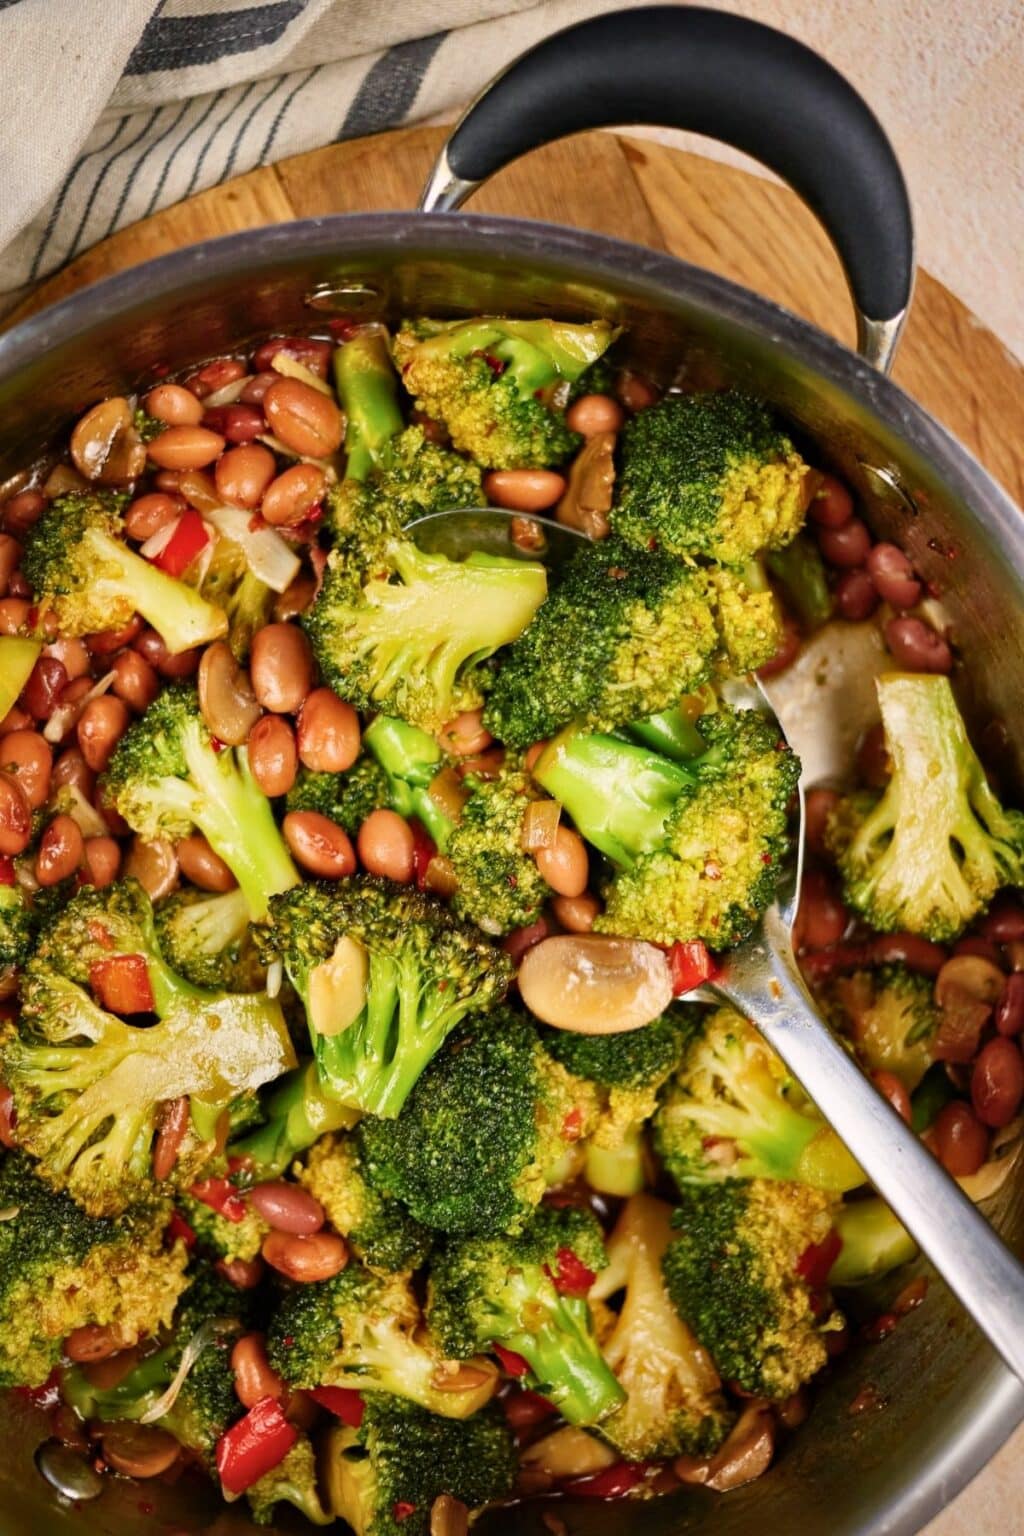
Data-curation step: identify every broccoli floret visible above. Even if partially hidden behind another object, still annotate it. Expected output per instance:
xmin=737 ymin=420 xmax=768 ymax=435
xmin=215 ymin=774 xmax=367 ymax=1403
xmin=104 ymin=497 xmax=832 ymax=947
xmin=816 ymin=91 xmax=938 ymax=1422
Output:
xmin=323 ymin=1396 xmax=516 ymax=1536
xmin=21 ymin=490 xmax=228 ymax=654
xmin=828 ymin=1197 xmax=917 ymax=1286
xmin=232 ymin=1060 xmax=361 ymax=1178
xmin=101 ymin=683 xmax=299 ymax=921
xmin=663 ymin=1179 xmax=844 ymax=1398
xmin=427 ymin=1205 xmax=623 ymax=1426
xmin=286 ymin=757 xmax=391 ymax=835
xmin=0 ymin=636 xmax=42 ymax=722
xmin=154 ymin=885 xmax=265 ymax=992
xmin=247 ymin=1435 xmax=333 ymax=1526
xmin=267 ymin=1263 xmax=497 ymax=1419
xmin=823 ymin=964 xmax=937 ymax=1091
xmin=541 ymin=1012 xmax=685 ymax=1197
xmin=590 ymin=1194 xmax=732 ymax=1459
xmin=611 ymin=392 xmax=810 ymax=564
xmin=483 ymin=537 xmax=719 ymax=747
xmin=706 ymin=563 xmax=784 ymax=676
xmin=304 ymin=541 xmax=547 ymax=734
xmin=7 ymin=882 xmax=295 ymax=1214
xmin=179 ymin=1189 xmax=269 ymax=1263
xmin=654 ymin=1006 xmax=862 ymax=1191
xmin=535 ymin=702 xmax=800 ymax=947
xmin=393 ymin=317 xmax=616 ymax=470
xmin=359 ymin=1009 xmax=598 ymax=1237
xmin=61 ymin=1262 xmax=253 ymax=1460
xmin=379 ymin=426 xmax=484 ymax=526
xmin=300 ymin=1133 xmax=433 ymax=1272
xmin=0 ymin=1155 xmax=188 ymax=1388
xmin=198 ymin=533 xmax=275 ymax=661
xmin=257 ymin=878 xmax=512 ymax=1119
xmin=0 ymin=881 xmax=36 ymax=971
xmin=827 ymin=674 xmax=1024 ymax=941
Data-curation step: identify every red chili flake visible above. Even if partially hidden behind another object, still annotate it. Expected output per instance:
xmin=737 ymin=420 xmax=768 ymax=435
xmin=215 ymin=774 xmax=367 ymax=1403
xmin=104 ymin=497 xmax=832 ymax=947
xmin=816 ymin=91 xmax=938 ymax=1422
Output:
xmin=761 ymin=851 xmax=773 ymax=865
xmin=795 ymin=1229 xmax=842 ymax=1287
xmin=211 ymin=737 xmax=226 ymax=754
xmin=551 ymin=1247 xmax=596 ymax=1296
xmin=562 ymin=1462 xmax=650 ymax=1498
xmin=561 ymin=1107 xmax=583 ymax=1143
xmin=493 ymin=1344 xmax=530 ymax=1377
xmin=392 ymin=1502 xmax=417 ymax=1522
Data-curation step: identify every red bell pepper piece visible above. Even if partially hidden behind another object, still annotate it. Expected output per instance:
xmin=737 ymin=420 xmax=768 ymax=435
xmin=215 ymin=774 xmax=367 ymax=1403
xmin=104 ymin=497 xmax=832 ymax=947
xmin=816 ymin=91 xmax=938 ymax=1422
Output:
xmin=560 ymin=1106 xmax=583 ymax=1143
xmin=165 ymin=1210 xmax=197 ymax=1251
xmin=667 ymin=940 xmax=718 ymax=996
xmin=563 ymin=1461 xmax=649 ymax=1498
xmin=551 ymin=1247 xmax=596 ymax=1297
xmin=89 ymin=954 xmax=155 ymax=1015
xmin=409 ymin=819 xmax=437 ymax=890
xmin=152 ymin=509 xmax=209 ymax=578
xmin=216 ymin=1396 xmax=298 ymax=1495
xmin=309 ymin=1386 xmax=364 ymax=1427
xmin=0 ymin=856 xmax=15 ymax=887
xmin=492 ymin=1344 xmax=530 ymax=1377
xmin=392 ymin=1503 xmax=417 ymax=1522
xmin=796 ymin=1229 xmax=843 ymax=1287
xmin=189 ymin=1175 xmax=248 ymax=1223
xmin=502 ymin=1389 xmax=556 ymax=1430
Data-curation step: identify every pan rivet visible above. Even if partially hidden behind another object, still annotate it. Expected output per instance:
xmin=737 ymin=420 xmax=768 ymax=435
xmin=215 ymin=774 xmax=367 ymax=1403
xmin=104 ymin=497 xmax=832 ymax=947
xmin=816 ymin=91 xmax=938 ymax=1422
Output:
xmin=304 ymin=280 xmax=382 ymax=314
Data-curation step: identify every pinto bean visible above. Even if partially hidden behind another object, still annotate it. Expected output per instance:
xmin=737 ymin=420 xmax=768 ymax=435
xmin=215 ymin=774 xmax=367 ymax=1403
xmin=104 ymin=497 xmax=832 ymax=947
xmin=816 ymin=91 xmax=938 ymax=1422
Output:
xmin=283 ymin=812 xmax=356 ymax=878
xmin=52 ymin=746 xmax=95 ymax=799
xmin=250 ymin=624 xmax=315 ymax=714
xmin=534 ymin=827 xmax=588 ymax=898
xmin=152 ymin=1097 xmax=190 ymax=1182
xmin=0 ymin=598 xmax=31 ymax=637
xmin=77 ymin=695 xmax=130 ymax=772
xmin=100 ymin=1423 xmax=181 ymax=1479
xmin=144 ymin=384 xmax=204 ymax=427
xmin=146 ymin=425 xmax=225 ymax=471
xmin=36 ymin=814 xmax=84 ymax=885
xmin=82 ymin=836 xmax=122 ymax=889
xmin=247 ymin=715 xmax=297 ymax=798
xmin=296 ymin=688 xmax=360 ymax=773
xmin=123 ymin=836 xmax=179 ymax=900
xmin=357 ymin=810 xmax=415 ymax=883
xmin=439 ymin=711 xmax=492 ymax=758
xmin=0 ymin=730 xmax=52 ymax=810
xmin=263 ymin=378 xmax=343 ymax=458
xmin=483 ymin=470 xmax=566 ymax=513
xmin=64 ymin=1324 xmax=130 ymax=1364
xmin=134 ymin=627 xmax=201 ymax=680
xmin=261 ymin=1229 xmax=348 ymax=1282
xmin=0 ymin=534 xmax=22 ymax=598
xmin=0 ymin=772 xmax=32 ymax=856
xmin=550 ymin=894 xmax=601 ymax=933
xmin=111 ymin=649 xmax=160 ymax=714
xmin=2 ymin=490 xmax=47 ymax=537
xmin=176 ymin=834 xmax=236 ymax=892
xmin=87 ymin=616 xmax=144 ymax=656
xmin=971 ymin=1038 xmax=1024 ymax=1127
xmin=615 ymin=372 xmax=658 ymax=412
xmin=261 ymin=463 xmax=327 ymax=527
xmin=214 ymin=443 xmax=276 ymax=509
xmin=216 ymin=1257 xmax=265 ymax=1290
xmin=248 ymin=1181 xmax=325 ymax=1235
xmin=231 ymin=1333 xmax=285 ymax=1409
xmin=566 ymin=394 xmax=624 ymax=436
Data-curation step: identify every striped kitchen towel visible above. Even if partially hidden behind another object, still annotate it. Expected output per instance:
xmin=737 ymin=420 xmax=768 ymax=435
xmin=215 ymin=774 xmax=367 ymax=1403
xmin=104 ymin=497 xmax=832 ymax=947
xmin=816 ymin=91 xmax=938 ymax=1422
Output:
xmin=0 ymin=0 xmax=645 ymax=316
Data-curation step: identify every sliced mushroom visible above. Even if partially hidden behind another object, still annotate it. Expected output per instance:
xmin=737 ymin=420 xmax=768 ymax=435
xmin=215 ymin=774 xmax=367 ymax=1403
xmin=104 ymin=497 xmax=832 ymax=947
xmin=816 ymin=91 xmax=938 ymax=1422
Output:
xmin=704 ymin=1404 xmax=776 ymax=1491
xmin=555 ymin=431 xmax=616 ymax=539
xmin=70 ymin=398 xmax=147 ymax=485
xmin=198 ymin=640 xmax=262 ymax=746
xmin=934 ymin=953 xmax=1005 ymax=1009
xmin=518 ymin=935 xmax=673 ymax=1034
xmin=520 ymin=1425 xmax=618 ymax=1479
xmin=308 ymin=935 xmax=369 ymax=1038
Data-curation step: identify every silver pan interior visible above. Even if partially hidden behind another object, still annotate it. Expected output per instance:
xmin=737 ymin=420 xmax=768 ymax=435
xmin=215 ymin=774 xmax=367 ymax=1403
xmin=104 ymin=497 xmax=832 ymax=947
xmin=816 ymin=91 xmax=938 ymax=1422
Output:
xmin=0 ymin=213 xmax=1021 ymax=1536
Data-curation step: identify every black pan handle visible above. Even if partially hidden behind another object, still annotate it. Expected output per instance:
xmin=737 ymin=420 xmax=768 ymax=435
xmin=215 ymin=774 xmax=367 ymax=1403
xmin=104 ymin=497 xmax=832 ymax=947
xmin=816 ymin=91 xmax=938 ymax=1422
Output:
xmin=420 ymin=6 xmax=914 ymax=371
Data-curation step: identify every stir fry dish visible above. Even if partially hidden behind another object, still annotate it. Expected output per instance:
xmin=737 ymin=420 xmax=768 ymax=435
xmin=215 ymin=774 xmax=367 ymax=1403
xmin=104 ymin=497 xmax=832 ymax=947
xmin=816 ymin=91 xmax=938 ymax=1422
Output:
xmin=0 ymin=319 xmax=1021 ymax=1532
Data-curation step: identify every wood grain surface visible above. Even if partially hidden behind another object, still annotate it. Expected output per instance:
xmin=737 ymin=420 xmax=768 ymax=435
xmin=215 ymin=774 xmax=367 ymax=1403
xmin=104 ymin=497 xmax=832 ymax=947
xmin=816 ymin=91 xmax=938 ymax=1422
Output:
xmin=10 ymin=124 xmax=1024 ymax=509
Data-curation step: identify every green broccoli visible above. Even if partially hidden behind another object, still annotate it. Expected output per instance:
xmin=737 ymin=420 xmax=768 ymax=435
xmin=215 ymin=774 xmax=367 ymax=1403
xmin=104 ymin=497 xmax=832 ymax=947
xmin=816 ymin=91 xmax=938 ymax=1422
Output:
xmin=823 ymin=964 xmax=938 ymax=1091
xmin=0 ymin=1155 xmax=189 ymax=1388
xmin=705 ymin=563 xmax=784 ymax=676
xmin=828 ymin=1197 xmax=917 ymax=1286
xmin=482 ymin=536 xmax=719 ymax=747
xmin=286 ymin=757 xmax=391 ymax=835
xmin=304 ymin=540 xmax=547 ymax=734
xmin=299 ymin=1132 xmax=433 ymax=1272
xmin=266 ymin=1263 xmax=497 ymax=1419
xmin=541 ymin=1012 xmax=686 ymax=1197
xmin=61 ymin=1262 xmax=254 ymax=1460
xmin=827 ymin=673 xmax=1024 ymax=941
xmin=256 ymin=878 xmax=512 ymax=1118
xmin=654 ymin=1006 xmax=863 ymax=1191
xmin=7 ymin=881 xmax=295 ymax=1215
xmin=591 ymin=1194 xmax=732 ymax=1459
xmin=358 ymin=1009 xmax=599 ymax=1237
xmin=247 ymin=1435 xmax=332 ymax=1526
xmin=0 ymin=881 xmax=36 ymax=971
xmin=323 ymin=1396 xmax=516 ymax=1536
xmin=179 ymin=1188 xmax=269 ymax=1263
xmin=232 ymin=1060 xmax=361 ymax=1178
xmin=534 ymin=702 xmax=800 ymax=947
xmin=663 ymin=1179 xmax=844 ymax=1398
xmin=154 ymin=884 xmax=265 ymax=993
xmin=393 ymin=317 xmax=616 ymax=470
xmin=610 ymin=392 xmax=811 ymax=564
xmin=198 ymin=532 xmax=275 ymax=661
xmin=21 ymin=490 xmax=228 ymax=654
xmin=0 ymin=636 xmax=41 ymax=723
xmin=101 ymin=683 xmax=299 ymax=921
xmin=427 ymin=1204 xmax=624 ymax=1426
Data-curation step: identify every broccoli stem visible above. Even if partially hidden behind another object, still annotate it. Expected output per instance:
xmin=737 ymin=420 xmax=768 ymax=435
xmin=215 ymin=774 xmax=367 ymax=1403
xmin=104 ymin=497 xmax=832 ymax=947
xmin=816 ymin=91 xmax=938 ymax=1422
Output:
xmin=86 ymin=528 xmax=227 ymax=655
xmin=498 ymin=1291 xmax=625 ymax=1426
xmin=626 ymin=705 xmax=707 ymax=762
xmin=829 ymin=1198 xmax=917 ymax=1285
xmin=334 ymin=332 xmax=405 ymax=483
xmin=235 ymin=1063 xmax=360 ymax=1176
xmin=766 ymin=535 xmax=833 ymax=630
xmin=180 ymin=729 xmax=298 ymax=920
xmin=0 ymin=637 xmax=42 ymax=722
xmin=534 ymin=728 xmax=693 ymax=866
xmin=361 ymin=716 xmax=451 ymax=849
xmin=584 ymin=1131 xmax=646 ymax=1197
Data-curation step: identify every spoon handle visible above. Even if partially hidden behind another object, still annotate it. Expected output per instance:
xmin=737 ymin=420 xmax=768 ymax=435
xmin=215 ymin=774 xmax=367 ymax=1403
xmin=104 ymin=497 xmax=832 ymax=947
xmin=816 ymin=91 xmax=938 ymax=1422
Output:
xmin=716 ymin=904 xmax=1024 ymax=1386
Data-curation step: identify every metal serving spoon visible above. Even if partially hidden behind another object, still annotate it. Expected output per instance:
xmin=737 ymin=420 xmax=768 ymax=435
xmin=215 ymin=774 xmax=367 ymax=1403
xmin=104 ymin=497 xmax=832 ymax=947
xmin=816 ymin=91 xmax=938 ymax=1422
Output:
xmin=410 ymin=505 xmax=1024 ymax=1385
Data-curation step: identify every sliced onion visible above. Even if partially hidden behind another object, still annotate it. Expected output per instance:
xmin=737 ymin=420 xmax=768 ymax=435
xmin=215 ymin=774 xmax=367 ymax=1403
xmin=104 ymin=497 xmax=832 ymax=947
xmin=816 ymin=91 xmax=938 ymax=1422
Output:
xmin=139 ymin=517 xmax=180 ymax=561
xmin=266 ymin=959 xmax=283 ymax=999
xmin=177 ymin=470 xmax=220 ymax=515
xmin=139 ymin=1316 xmax=241 ymax=1424
xmin=424 ymin=855 xmax=459 ymax=899
xmin=521 ymin=799 xmax=561 ymax=852
xmin=256 ymin=432 xmax=338 ymax=480
xmin=959 ymin=1117 xmax=1023 ymax=1202
xmin=270 ymin=354 xmax=334 ymax=397
xmin=44 ymin=670 xmax=116 ymax=745
xmin=201 ymin=503 xmax=300 ymax=593
xmin=58 ymin=783 xmax=109 ymax=840
xmin=43 ymin=464 xmax=88 ymax=498
xmin=428 ymin=766 xmax=469 ymax=823
xmin=203 ymin=376 xmax=252 ymax=408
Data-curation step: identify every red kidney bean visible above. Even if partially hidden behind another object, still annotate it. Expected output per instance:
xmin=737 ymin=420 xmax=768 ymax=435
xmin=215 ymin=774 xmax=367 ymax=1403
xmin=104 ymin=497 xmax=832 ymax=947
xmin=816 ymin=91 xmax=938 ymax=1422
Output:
xmin=953 ymin=936 xmax=1005 ymax=968
xmin=216 ymin=1256 xmax=265 ymax=1290
xmin=884 ymin=617 xmax=952 ymax=674
xmin=202 ymin=404 xmax=265 ymax=444
xmin=757 ymin=616 xmax=801 ymax=679
xmin=996 ymin=973 xmax=1024 ymax=1037
xmin=261 ymin=1229 xmax=348 ymax=1282
xmin=87 ymin=615 xmax=144 ymax=656
xmin=501 ymin=918 xmax=550 ymax=964
xmin=283 ymin=812 xmax=355 ymax=878
xmin=252 ymin=336 xmax=333 ymax=379
xmin=134 ymin=627 xmax=201 ymax=679
xmin=872 ymin=1069 xmax=912 ymax=1124
xmin=21 ymin=657 xmax=67 ymax=720
xmin=808 ymin=473 xmax=854 ymax=529
xmin=856 ymin=722 xmax=890 ymax=788
xmin=0 ymin=1086 xmax=18 ymax=1149
xmin=152 ymin=1097 xmax=190 ymax=1182
xmin=2 ymin=489 xmax=47 ymax=536
xmin=817 ymin=517 xmax=871 ymax=568
xmin=803 ymin=788 xmax=840 ymax=859
xmin=241 ymin=372 xmax=278 ymax=405
xmin=615 ymin=372 xmax=659 ymax=412
xmin=869 ymin=932 xmax=947 ymax=975
xmin=866 ymin=543 xmax=922 ymax=609
xmin=0 ymin=772 xmax=32 ymax=855
xmin=971 ymin=1037 xmax=1024 ymax=1127
xmin=981 ymin=898 xmax=1024 ymax=943
xmin=0 ymin=534 xmax=22 ymax=598
xmin=248 ymin=1181 xmax=325 ymax=1235
xmin=933 ymin=1101 xmax=989 ymax=1176
xmin=6 ymin=572 xmax=29 ymax=600
xmin=834 ymin=567 xmax=879 ymax=622
xmin=184 ymin=358 xmax=246 ymax=398
xmin=795 ymin=867 xmax=848 ymax=951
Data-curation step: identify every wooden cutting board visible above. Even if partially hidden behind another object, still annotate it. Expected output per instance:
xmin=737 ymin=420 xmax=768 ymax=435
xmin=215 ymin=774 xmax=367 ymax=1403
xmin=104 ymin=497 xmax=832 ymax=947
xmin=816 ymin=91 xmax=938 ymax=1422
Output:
xmin=9 ymin=124 xmax=1024 ymax=509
